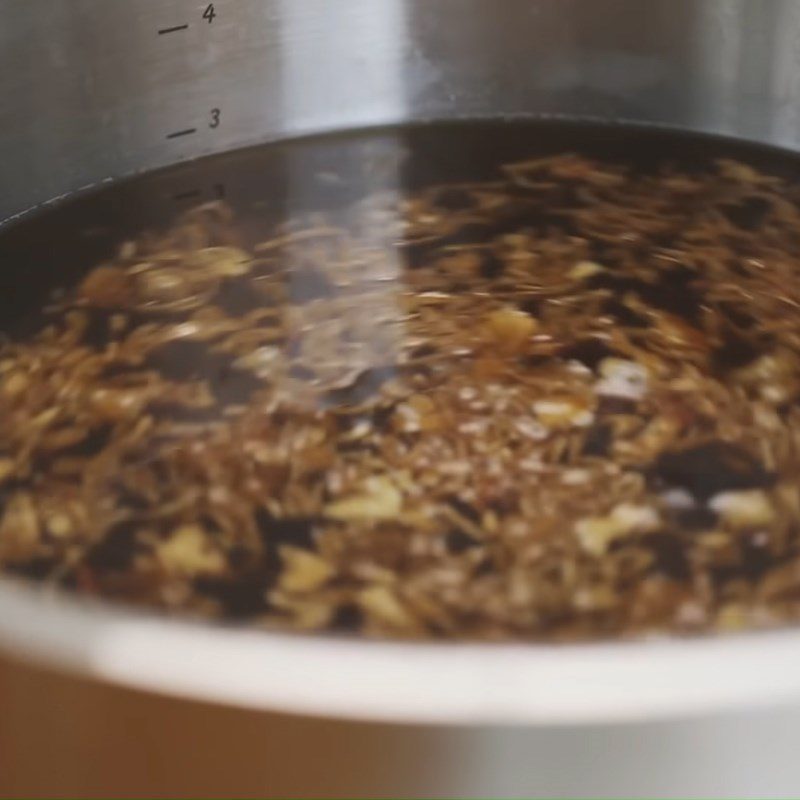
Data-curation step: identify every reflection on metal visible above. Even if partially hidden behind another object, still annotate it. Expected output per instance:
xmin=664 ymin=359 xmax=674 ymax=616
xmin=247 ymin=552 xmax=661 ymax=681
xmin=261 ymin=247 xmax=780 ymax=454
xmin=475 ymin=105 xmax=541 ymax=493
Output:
xmin=3 ymin=1 xmax=800 ymax=221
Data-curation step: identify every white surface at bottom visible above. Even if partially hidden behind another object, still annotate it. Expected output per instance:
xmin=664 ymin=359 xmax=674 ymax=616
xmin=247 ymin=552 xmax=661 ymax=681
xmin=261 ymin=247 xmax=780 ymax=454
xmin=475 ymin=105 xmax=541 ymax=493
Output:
xmin=1 ymin=648 xmax=798 ymax=797
xmin=449 ymin=710 xmax=800 ymax=798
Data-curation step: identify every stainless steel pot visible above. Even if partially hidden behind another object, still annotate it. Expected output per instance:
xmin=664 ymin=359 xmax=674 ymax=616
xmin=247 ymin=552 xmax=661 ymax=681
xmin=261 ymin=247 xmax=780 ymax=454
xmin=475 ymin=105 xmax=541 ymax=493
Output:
xmin=3 ymin=1 xmax=800 ymax=796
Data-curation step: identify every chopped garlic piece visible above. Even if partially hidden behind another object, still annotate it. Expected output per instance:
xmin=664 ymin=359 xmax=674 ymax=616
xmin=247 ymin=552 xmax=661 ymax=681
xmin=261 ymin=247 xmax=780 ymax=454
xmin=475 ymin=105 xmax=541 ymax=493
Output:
xmin=194 ymin=246 xmax=252 ymax=277
xmin=612 ymin=503 xmax=660 ymax=531
xmin=575 ymin=503 xmax=660 ymax=555
xmin=514 ymin=417 xmax=549 ymax=440
xmin=562 ymin=468 xmax=591 ymax=486
xmin=569 ymin=260 xmax=605 ymax=280
xmin=533 ymin=398 xmax=594 ymax=428
xmin=46 ymin=514 xmax=73 ymax=539
xmin=485 ymin=306 xmax=538 ymax=349
xmin=325 ymin=476 xmax=402 ymax=521
xmin=279 ymin=546 xmax=333 ymax=592
xmin=3 ymin=372 xmax=29 ymax=398
xmin=595 ymin=358 xmax=649 ymax=400
xmin=358 ymin=584 xmax=414 ymax=628
xmin=709 ymin=489 xmax=774 ymax=529
xmin=575 ymin=516 xmax=624 ymax=556
xmin=157 ymin=525 xmax=225 ymax=576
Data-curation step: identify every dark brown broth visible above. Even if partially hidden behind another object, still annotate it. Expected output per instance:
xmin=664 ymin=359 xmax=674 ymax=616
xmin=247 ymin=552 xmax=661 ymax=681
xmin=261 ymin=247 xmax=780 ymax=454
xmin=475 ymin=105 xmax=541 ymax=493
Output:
xmin=2 ymin=121 xmax=800 ymax=640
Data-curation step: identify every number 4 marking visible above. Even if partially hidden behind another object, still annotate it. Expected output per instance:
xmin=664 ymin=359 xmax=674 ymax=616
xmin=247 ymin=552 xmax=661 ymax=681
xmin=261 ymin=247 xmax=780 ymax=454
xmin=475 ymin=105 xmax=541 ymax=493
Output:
xmin=203 ymin=3 xmax=216 ymax=23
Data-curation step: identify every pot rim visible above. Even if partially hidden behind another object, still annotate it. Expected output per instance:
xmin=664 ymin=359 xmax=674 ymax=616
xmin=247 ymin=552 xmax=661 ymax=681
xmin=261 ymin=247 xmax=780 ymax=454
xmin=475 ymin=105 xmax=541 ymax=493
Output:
xmin=1 ymin=577 xmax=798 ymax=724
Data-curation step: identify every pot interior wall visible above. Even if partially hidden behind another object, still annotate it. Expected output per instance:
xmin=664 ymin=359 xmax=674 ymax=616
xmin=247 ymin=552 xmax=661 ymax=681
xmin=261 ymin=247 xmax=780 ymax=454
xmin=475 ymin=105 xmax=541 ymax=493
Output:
xmin=3 ymin=0 xmax=800 ymax=221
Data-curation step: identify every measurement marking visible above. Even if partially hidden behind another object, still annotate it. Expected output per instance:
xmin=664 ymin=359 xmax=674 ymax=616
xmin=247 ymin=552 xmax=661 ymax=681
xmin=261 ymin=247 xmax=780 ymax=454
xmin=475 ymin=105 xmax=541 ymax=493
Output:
xmin=166 ymin=127 xmax=197 ymax=140
xmin=173 ymin=189 xmax=202 ymax=201
xmin=158 ymin=24 xmax=189 ymax=34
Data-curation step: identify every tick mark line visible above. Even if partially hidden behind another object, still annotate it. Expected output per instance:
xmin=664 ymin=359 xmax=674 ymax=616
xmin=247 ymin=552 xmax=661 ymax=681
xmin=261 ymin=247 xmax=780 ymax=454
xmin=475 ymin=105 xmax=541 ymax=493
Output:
xmin=166 ymin=128 xmax=197 ymax=140
xmin=173 ymin=189 xmax=202 ymax=201
xmin=158 ymin=24 xmax=189 ymax=34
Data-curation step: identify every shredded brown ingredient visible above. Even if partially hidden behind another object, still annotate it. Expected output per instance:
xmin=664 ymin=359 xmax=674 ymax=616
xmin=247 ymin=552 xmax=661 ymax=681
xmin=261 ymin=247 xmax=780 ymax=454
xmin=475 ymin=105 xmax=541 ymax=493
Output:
xmin=3 ymin=150 xmax=800 ymax=641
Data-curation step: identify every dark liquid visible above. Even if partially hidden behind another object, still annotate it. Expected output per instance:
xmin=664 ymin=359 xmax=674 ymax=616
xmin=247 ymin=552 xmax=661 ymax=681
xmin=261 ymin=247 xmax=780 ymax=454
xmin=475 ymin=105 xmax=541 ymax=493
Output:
xmin=5 ymin=120 xmax=800 ymax=335
xmin=4 ymin=120 xmax=800 ymax=641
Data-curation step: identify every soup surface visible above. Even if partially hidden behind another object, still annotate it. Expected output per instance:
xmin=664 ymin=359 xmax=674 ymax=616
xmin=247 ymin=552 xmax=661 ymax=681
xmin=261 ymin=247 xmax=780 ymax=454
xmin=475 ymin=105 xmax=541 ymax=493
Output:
xmin=3 ymin=121 xmax=800 ymax=640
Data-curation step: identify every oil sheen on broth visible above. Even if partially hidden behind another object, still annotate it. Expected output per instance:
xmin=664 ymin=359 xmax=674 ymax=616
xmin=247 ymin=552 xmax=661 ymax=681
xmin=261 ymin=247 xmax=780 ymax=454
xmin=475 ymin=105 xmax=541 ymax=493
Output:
xmin=2 ymin=121 xmax=800 ymax=641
